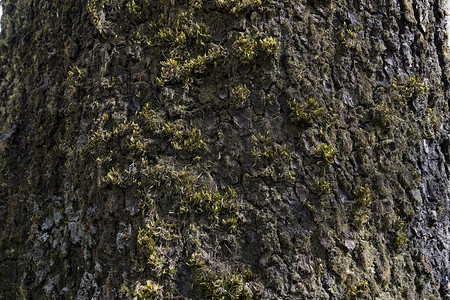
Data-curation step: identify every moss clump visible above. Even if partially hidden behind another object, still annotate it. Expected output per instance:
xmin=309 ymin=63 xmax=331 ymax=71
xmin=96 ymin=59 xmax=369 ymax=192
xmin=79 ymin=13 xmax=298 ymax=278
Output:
xmin=233 ymin=36 xmax=258 ymax=64
xmin=347 ymin=279 xmax=370 ymax=298
xmin=251 ymin=132 xmax=289 ymax=163
xmin=156 ymin=46 xmax=225 ymax=86
xmin=259 ymin=37 xmax=280 ymax=57
xmin=420 ymin=108 xmax=444 ymax=139
xmin=314 ymin=178 xmax=332 ymax=203
xmin=353 ymin=209 xmax=370 ymax=229
xmin=103 ymin=167 xmax=125 ymax=186
xmin=216 ymin=0 xmax=262 ymax=15
xmin=354 ymin=184 xmax=371 ymax=208
xmin=138 ymin=105 xmax=166 ymax=132
xmin=137 ymin=218 xmax=179 ymax=278
xmin=395 ymin=230 xmax=408 ymax=248
xmin=163 ymin=122 xmax=209 ymax=154
xmin=66 ymin=66 xmax=85 ymax=87
xmin=136 ymin=280 xmax=163 ymax=300
xmin=351 ymin=185 xmax=372 ymax=228
xmin=137 ymin=162 xmax=239 ymax=221
xmin=373 ymin=102 xmax=400 ymax=127
xmin=187 ymin=252 xmax=256 ymax=299
xmin=289 ymin=98 xmax=324 ymax=126
xmin=313 ymin=144 xmax=337 ymax=165
xmin=394 ymin=216 xmax=408 ymax=248
xmin=151 ymin=11 xmax=210 ymax=47
xmin=181 ymin=186 xmax=237 ymax=219
xmin=231 ymin=84 xmax=251 ymax=108
xmin=198 ymin=273 xmax=255 ymax=299
xmin=126 ymin=0 xmax=151 ymax=20
xmin=135 ymin=162 xmax=242 ymax=295
xmin=339 ymin=21 xmax=358 ymax=49
xmin=392 ymin=76 xmax=428 ymax=105
xmin=250 ymin=132 xmax=295 ymax=185
xmin=86 ymin=0 xmax=102 ymax=35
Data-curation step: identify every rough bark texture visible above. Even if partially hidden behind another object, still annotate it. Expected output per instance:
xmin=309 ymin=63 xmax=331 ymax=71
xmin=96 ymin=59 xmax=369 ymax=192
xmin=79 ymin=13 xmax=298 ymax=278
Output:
xmin=0 ymin=0 xmax=449 ymax=299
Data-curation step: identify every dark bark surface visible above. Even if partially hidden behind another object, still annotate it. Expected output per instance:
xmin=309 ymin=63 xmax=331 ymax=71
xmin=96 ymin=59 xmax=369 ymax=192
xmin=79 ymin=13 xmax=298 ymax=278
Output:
xmin=0 ymin=0 xmax=449 ymax=299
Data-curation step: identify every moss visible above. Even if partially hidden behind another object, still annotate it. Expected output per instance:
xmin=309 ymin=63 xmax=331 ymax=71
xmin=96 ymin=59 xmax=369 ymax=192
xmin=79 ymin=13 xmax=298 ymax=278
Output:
xmin=251 ymin=132 xmax=289 ymax=163
xmin=372 ymin=102 xmax=400 ymax=127
xmin=118 ymin=274 xmax=132 ymax=299
xmin=187 ymin=252 xmax=256 ymax=299
xmin=353 ymin=209 xmax=370 ymax=229
xmin=163 ymin=122 xmax=209 ymax=154
xmin=339 ymin=21 xmax=358 ymax=50
xmin=156 ymin=46 xmax=225 ymax=86
xmin=421 ymin=107 xmax=445 ymax=139
xmin=152 ymin=11 xmax=211 ymax=47
xmin=86 ymin=0 xmax=101 ymax=33
xmin=347 ymin=279 xmax=370 ymax=298
xmin=66 ymin=66 xmax=85 ymax=87
xmin=138 ymin=104 xmax=165 ymax=132
xmin=395 ymin=230 xmax=408 ymax=248
xmin=259 ymin=37 xmax=280 ymax=57
xmin=354 ymin=184 xmax=371 ymax=208
xmin=127 ymin=0 xmax=151 ymax=19
xmin=314 ymin=178 xmax=332 ymax=203
xmin=103 ymin=167 xmax=125 ymax=186
xmin=392 ymin=76 xmax=428 ymax=105
xmin=190 ymin=0 xmax=203 ymax=9
xmin=393 ymin=216 xmax=408 ymax=248
xmin=313 ymin=144 xmax=337 ymax=165
xmin=249 ymin=132 xmax=296 ymax=185
xmin=233 ymin=36 xmax=258 ymax=64
xmin=231 ymin=84 xmax=251 ymax=108
xmin=137 ymin=218 xmax=179 ymax=278
xmin=216 ymin=0 xmax=262 ymax=15
xmin=198 ymin=274 xmax=254 ymax=299
xmin=289 ymin=98 xmax=324 ymax=126
xmin=137 ymin=163 xmax=239 ymax=220
xmin=136 ymin=280 xmax=163 ymax=300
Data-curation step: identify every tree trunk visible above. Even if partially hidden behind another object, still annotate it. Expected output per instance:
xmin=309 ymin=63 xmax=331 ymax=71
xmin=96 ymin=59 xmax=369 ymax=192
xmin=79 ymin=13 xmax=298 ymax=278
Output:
xmin=0 ymin=0 xmax=449 ymax=299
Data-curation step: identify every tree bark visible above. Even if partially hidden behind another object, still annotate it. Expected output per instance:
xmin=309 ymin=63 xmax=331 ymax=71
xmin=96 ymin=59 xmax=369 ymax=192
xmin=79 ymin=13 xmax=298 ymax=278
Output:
xmin=0 ymin=0 xmax=449 ymax=299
